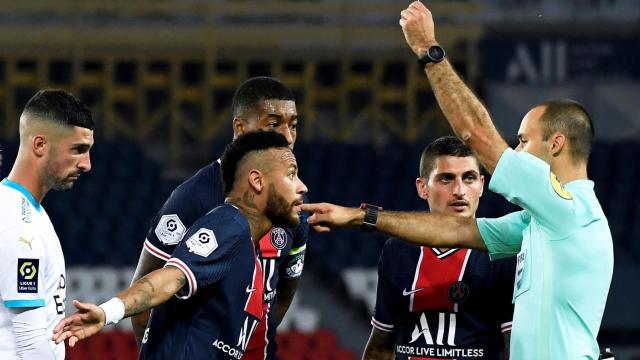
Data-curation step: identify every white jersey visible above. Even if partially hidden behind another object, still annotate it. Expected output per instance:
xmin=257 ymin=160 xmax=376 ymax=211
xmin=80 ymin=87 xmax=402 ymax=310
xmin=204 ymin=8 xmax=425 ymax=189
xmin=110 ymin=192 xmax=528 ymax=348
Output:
xmin=0 ymin=178 xmax=66 ymax=360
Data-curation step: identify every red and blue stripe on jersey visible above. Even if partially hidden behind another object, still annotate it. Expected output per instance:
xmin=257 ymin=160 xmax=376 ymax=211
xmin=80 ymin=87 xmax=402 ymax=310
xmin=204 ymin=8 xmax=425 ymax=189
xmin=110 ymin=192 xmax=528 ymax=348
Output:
xmin=372 ymin=238 xmax=515 ymax=360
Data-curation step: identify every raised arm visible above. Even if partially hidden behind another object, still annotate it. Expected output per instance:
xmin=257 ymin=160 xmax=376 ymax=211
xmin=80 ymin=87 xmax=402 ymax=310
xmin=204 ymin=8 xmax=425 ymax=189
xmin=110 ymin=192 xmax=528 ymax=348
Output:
xmin=53 ymin=266 xmax=186 ymax=347
xmin=300 ymin=203 xmax=486 ymax=250
xmin=399 ymin=1 xmax=508 ymax=173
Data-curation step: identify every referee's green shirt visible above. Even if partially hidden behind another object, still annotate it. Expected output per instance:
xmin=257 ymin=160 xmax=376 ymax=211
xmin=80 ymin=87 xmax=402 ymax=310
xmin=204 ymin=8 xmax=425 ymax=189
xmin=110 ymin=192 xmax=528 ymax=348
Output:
xmin=477 ymin=148 xmax=613 ymax=360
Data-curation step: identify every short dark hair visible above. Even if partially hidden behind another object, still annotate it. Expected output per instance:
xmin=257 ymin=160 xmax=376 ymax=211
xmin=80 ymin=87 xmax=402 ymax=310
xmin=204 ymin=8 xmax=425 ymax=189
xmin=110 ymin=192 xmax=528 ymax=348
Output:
xmin=538 ymin=99 xmax=594 ymax=162
xmin=23 ymin=89 xmax=94 ymax=130
xmin=220 ymin=131 xmax=291 ymax=195
xmin=232 ymin=77 xmax=295 ymax=118
xmin=419 ymin=136 xmax=479 ymax=178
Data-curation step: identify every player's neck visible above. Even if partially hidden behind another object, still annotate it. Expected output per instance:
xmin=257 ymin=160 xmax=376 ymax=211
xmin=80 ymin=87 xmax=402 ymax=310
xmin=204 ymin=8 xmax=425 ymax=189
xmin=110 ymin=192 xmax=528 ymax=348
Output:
xmin=552 ymin=158 xmax=588 ymax=184
xmin=225 ymin=195 xmax=272 ymax=247
xmin=7 ymin=158 xmax=48 ymax=203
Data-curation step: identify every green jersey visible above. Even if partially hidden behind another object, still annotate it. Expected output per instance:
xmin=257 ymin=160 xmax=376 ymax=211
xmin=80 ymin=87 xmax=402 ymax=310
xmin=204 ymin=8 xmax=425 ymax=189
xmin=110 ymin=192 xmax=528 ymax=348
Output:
xmin=477 ymin=148 xmax=613 ymax=359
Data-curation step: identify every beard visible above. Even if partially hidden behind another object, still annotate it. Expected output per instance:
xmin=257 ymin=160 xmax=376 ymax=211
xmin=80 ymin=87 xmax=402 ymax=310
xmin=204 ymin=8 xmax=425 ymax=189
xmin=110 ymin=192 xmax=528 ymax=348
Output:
xmin=265 ymin=184 xmax=300 ymax=229
xmin=43 ymin=158 xmax=76 ymax=192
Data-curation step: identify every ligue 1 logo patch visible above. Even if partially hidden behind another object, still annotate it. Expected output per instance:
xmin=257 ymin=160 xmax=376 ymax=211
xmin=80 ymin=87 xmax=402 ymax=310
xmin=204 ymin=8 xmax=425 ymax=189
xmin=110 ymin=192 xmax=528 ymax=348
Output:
xmin=155 ymin=214 xmax=186 ymax=245
xmin=17 ymin=258 xmax=38 ymax=293
xmin=186 ymin=228 xmax=218 ymax=257
xmin=448 ymin=281 xmax=469 ymax=304
xmin=270 ymin=228 xmax=287 ymax=250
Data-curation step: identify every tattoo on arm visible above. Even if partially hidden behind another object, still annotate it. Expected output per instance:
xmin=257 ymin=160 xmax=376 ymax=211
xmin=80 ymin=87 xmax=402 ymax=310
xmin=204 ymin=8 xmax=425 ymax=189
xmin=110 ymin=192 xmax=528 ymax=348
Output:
xmin=119 ymin=268 xmax=187 ymax=318
xmin=175 ymin=275 xmax=186 ymax=290
xmin=127 ymin=278 xmax=156 ymax=316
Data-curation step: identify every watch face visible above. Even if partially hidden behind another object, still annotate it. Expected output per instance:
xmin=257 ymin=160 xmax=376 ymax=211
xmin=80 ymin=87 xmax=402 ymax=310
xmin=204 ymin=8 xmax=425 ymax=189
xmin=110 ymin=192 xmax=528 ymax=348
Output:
xmin=428 ymin=46 xmax=445 ymax=60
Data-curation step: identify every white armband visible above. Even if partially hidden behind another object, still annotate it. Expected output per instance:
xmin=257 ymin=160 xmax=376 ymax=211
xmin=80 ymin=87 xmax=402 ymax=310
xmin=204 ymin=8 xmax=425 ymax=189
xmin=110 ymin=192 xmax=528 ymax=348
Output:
xmin=99 ymin=297 xmax=125 ymax=325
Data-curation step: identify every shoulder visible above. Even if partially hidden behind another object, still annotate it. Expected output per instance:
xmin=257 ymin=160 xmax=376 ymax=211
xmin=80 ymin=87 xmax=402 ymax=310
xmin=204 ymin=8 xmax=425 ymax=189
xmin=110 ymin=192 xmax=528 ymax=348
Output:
xmin=379 ymin=238 xmax=420 ymax=266
xmin=383 ymin=237 xmax=418 ymax=253
xmin=178 ymin=205 xmax=249 ymax=259
xmin=172 ymin=162 xmax=221 ymax=201
xmin=196 ymin=204 xmax=250 ymax=240
xmin=0 ymin=188 xmax=29 ymax=233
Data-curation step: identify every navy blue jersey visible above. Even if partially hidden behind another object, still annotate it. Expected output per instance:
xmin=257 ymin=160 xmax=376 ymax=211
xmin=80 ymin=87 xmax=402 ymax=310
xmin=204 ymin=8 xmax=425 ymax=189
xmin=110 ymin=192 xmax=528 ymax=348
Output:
xmin=143 ymin=160 xmax=308 ymax=359
xmin=139 ymin=204 xmax=264 ymax=360
xmin=372 ymin=239 xmax=515 ymax=360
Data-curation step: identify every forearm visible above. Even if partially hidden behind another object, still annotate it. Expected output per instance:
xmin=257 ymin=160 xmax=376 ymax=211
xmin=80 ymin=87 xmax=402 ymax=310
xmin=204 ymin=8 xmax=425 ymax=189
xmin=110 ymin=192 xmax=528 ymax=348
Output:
xmin=130 ymin=249 xmax=166 ymax=346
xmin=276 ymin=278 xmax=299 ymax=325
xmin=362 ymin=347 xmax=394 ymax=360
xmin=425 ymin=59 xmax=508 ymax=173
xmin=117 ymin=267 xmax=186 ymax=318
xmin=503 ymin=331 xmax=511 ymax=360
xmin=362 ymin=329 xmax=395 ymax=360
xmin=375 ymin=210 xmax=486 ymax=250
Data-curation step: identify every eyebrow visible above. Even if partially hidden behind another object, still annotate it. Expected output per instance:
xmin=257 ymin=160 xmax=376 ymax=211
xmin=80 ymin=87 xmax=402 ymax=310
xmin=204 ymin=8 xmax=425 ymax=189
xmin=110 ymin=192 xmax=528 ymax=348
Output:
xmin=434 ymin=170 xmax=479 ymax=178
xmin=434 ymin=172 xmax=455 ymax=178
xmin=266 ymin=112 xmax=298 ymax=120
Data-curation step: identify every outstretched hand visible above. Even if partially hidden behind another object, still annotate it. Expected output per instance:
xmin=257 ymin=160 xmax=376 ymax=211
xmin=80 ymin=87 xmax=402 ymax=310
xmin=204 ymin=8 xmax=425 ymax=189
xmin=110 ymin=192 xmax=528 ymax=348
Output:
xmin=52 ymin=300 xmax=106 ymax=347
xmin=399 ymin=1 xmax=438 ymax=57
xmin=301 ymin=203 xmax=362 ymax=232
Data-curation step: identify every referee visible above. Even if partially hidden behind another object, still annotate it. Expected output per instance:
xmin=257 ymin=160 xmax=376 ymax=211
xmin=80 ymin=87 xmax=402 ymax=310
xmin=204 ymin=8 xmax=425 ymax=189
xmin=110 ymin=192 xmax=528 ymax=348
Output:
xmin=301 ymin=2 xmax=613 ymax=359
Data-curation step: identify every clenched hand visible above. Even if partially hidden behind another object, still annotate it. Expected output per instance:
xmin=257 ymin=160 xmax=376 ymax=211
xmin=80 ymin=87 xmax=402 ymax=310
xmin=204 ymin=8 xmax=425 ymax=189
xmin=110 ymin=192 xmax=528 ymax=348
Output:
xmin=399 ymin=1 xmax=438 ymax=57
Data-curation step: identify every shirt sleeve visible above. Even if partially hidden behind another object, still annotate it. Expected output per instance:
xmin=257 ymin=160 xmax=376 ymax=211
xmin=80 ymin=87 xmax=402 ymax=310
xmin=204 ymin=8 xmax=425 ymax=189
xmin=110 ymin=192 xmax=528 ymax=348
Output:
xmin=164 ymin=218 xmax=243 ymax=299
xmin=489 ymin=148 xmax=576 ymax=237
xmin=279 ymin=220 xmax=308 ymax=279
xmin=0 ymin=226 xmax=47 ymax=308
xmin=11 ymin=306 xmax=57 ymax=359
xmin=143 ymin=186 xmax=204 ymax=262
xmin=490 ymin=256 xmax=517 ymax=333
xmin=477 ymin=211 xmax=531 ymax=260
xmin=371 ymin=240 xmax=396 ymax=333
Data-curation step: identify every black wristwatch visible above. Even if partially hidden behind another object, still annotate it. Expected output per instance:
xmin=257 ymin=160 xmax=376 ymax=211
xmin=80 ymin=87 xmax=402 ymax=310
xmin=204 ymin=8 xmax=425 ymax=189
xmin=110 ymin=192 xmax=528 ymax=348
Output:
xmin=418 ymin=45 xmax=446 ymax=66
xmin=360 ymin=203 xmax=383 ymax=232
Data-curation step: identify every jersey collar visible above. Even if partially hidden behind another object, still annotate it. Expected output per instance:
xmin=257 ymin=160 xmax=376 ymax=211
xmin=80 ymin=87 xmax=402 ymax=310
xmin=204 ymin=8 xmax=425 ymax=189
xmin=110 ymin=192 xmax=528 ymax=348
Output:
xmin=564 ymin=179 xmax=594 ymax=191
xmin=1 ymin=178 xmax=42 ymax=212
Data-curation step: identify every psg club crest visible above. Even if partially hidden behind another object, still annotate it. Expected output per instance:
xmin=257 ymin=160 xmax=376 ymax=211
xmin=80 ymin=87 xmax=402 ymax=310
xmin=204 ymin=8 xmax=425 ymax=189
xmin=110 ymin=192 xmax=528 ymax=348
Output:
xmin=448 ymin=281 xmax=470 ymax=304
xmin=270 ymin=228 xmax=287 ymax=250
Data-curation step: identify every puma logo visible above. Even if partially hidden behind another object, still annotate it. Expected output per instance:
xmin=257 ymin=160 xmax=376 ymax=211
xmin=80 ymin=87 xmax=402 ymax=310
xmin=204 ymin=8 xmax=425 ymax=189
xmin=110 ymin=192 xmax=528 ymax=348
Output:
xmin=19 ymin=237 xmax=33 ymax=250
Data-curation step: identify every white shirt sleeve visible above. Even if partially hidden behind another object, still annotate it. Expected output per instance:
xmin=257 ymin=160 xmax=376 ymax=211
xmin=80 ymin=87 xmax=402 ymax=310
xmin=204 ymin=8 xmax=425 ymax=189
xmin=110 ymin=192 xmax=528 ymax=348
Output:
xmin=0 ymin=226 xmax=47 ymax=308
xmin=10 ymin=306 xmax=57 ymax=359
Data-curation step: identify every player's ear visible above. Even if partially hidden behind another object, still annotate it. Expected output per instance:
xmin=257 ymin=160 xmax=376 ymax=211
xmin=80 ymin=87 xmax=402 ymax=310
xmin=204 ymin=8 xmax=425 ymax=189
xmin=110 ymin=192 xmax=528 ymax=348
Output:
xmin=233 ymin=117 xmax=246 ymax=137
xmin=416 ymin=177 xmax=429 ymax=200
xmin=248 ymin=169 xmax=264 ymax=193
xmin=549 ymin=132 xmax=566 ymax=157
xmin=32 ymin=134 xmax=47 ymax=157
xmin=479 ymin=174 xmax=485 ymax=197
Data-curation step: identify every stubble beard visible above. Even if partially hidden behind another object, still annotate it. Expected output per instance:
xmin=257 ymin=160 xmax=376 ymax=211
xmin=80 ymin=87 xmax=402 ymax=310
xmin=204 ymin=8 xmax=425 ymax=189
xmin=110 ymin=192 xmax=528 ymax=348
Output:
xmin=265 ymin=184 xmax=299 ymax=229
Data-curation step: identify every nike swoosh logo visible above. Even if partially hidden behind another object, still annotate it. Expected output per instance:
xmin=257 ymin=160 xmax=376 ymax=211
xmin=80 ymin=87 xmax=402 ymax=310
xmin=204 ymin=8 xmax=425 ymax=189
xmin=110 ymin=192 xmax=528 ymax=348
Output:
xmin=246 ymin=286 xmax=257 ymax=294
xmin=402 ymin=288 xmax=424 ymax=296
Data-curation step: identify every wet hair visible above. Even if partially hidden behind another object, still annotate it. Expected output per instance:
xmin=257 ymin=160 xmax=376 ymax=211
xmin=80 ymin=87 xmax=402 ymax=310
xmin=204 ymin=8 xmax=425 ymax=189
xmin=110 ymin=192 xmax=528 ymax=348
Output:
xmin=220 ymin=131 xmax=290 ymax=195
xmin=231 ymin=76 xmax=295 ymax=118
xmin=419 ymin=136 xmax=479 ymax=178
xmin=22 ymin=89 xmax=94 ymax=130
xmin=537 ymin=99 xmax=594 ymax=162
